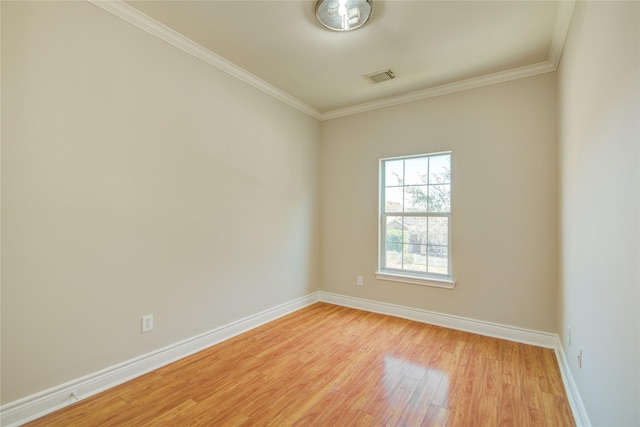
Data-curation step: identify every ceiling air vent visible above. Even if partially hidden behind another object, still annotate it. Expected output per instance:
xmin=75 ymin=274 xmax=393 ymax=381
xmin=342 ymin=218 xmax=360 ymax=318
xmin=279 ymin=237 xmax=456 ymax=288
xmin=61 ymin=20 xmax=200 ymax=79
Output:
xmin=366 ymin=69 xmax=396 ymax=83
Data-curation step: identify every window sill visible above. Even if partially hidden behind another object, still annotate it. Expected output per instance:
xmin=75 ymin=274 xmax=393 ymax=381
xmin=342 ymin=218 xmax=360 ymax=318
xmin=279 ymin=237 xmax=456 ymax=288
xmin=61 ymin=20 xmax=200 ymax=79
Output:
xmin=375 ymin=271 xmax=456 ymax=289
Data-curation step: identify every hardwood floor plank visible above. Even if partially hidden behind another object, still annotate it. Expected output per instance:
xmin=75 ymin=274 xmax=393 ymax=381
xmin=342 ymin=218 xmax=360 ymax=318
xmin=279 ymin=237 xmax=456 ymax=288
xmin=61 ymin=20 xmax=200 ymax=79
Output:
xmin=481 ymin=357 xmax=502 ymax=399
xmin=497 ymin=382 xmax=521 ymax=427
xmin=520 ymin=404 xmax=547 ymax=427
xmin=264 ymin=382 xmax=337 ymax=426
xmin=379 ymin=375 xmax=421 ymax=425
xmin=542 ymin=392 xmax=576 ymax=426
xmin=24 ymin=395 xmax=127 ymax=427
xmin=108 ymin=372 xmax=165 ymax=403
xmin=290 ymin=389 xmax=346 ymax=426
xmin=120 ymin=398 xmax=198 ymax=427
xmin=421 ymin=404 xmax=450 ymax=427
xmin=24 ymin=303 xmax=575 ymax=427
xmin=397 ymin=367 xmax=445 ymax=426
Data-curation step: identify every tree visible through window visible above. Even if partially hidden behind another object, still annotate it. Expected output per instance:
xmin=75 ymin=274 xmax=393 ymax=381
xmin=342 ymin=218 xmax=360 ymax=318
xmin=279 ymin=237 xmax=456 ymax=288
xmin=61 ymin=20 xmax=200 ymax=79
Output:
xmin=379 ymin=152 xmax=452 ymax=282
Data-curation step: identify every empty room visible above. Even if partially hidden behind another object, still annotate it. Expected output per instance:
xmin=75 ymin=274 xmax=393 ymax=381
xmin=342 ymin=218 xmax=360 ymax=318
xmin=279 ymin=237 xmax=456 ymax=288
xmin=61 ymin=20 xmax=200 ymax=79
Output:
xmin=1 ymin=1 xmax=638 ymax=426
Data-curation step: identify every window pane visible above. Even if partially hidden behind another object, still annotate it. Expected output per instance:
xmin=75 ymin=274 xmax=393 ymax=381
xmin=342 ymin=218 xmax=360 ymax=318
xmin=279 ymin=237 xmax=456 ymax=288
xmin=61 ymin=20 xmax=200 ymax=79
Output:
xmin=403 ymin=217 xmax=426 ymax=244
xmin=405 ymin=157 xmax=428 ymax=185
xmin=428 ymin=217 xmax=448 ymax=246
xmin=385 ymin=187 xmax=403 ymax=212
xmin=403 ymin=244 xmax=427 ymax=272
xmin=385 ymin=216 xmax=404 ymax=247
xmin=385 ymin=160 xmax=404 ymax=186
xmin=404 ymin=186 xmax=428 ymax=212
xmin=429 ymin=155 xmax=450 ymax=184
xmin=427 ymin=184 xmax=450 ymax=212
xmin=385 ymin=243 xmax=402 ymax=269
xmin=427 ymin=245 xmax=448 ymax=274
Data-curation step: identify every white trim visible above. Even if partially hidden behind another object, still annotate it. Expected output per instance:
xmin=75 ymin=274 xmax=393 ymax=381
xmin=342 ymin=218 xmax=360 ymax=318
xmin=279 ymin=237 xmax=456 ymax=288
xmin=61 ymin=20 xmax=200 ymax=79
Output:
xmin=318 ymin=291 xmax=557 ymax=347
xmin=86 ymin=0 xmax=322 ymax=120
xmin=0 ymin=292 xmax=320 ymax=427
xmin=553 ymin=339 xmax=592 ymax=427
xmin=319 ymin=61 xmax=556 ymax=120
xmin=86 ymin=1 xmax=574 ymax=122
xmin=548 ymin=0 xmax=576 ymax=69
xmin=375 ymin=271 xmax=455 ymax=289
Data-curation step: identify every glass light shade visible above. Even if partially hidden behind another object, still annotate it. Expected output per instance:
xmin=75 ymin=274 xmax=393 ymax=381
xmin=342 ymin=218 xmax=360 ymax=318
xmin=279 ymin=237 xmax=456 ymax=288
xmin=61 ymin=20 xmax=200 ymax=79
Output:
xmin=316 ymin=0 xmax=373 ymax=32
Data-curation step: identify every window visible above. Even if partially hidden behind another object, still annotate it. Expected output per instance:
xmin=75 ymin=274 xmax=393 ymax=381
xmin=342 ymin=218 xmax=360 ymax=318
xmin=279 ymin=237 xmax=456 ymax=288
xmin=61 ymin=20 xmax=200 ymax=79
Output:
xmin=376 ymin=152 xmax=454 ymax=288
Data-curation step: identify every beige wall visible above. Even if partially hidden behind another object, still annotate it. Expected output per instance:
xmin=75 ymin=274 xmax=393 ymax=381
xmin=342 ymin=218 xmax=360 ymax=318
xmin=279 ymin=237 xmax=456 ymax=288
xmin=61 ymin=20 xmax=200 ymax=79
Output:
xmin=320 ymin=73 xmax=558 ymax=332
xmin=558 ymin=1 xmax=639 ymax=425
xmin=1 ymin=1 xmax=320 ymax=403
xmin=6 ymin=2 xmax=638 ymax=422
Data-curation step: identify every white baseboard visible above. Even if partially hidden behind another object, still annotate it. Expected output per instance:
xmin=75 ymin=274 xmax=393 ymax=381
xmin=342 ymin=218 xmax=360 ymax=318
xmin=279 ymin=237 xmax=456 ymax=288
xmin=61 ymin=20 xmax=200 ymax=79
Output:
xmin=2 ymin=291 xmax=589 ymax=427
xmin=553 ymin=339 xmax=592 ymax=427
xmin=319 ymin=291 xmax=557 ymax=347
xmin=0 ymin=292 xmax=320 ymax=427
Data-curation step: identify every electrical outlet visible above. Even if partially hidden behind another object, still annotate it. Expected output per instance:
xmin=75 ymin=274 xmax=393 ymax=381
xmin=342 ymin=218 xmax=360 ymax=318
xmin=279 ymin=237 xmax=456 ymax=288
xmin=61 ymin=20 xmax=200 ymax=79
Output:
xmin=356 ymin=275 xmax=363 ymax=286
xmin=577 ymin=347 xmax=583 ymax=368
xmin=142 ymin=314 xmax=153 ymax=333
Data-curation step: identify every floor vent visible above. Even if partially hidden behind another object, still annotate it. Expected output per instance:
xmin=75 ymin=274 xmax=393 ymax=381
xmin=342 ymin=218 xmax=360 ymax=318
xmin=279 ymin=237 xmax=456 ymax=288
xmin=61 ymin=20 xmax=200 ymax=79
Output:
xmin=366 ymin=69 xmax=396 ymax=83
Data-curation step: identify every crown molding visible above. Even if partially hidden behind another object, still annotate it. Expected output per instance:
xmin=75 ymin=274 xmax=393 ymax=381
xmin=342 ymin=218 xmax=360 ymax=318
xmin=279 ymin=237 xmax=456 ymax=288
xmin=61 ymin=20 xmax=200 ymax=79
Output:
xmin=88 ymin=0 xmax=574 ymax=122
xmin=87 ymin=0 xmax=323 ymax=120
xmin=318 ymin=61 xmax=557 ymax=121
xmin=549 ymin=0 xmax=576 ymax=69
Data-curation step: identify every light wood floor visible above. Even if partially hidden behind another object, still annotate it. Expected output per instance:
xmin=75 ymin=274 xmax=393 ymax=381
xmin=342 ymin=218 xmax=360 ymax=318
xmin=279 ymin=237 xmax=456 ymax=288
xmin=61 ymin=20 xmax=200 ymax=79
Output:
xmin=25 ymin=303 xmax=575 ymax=426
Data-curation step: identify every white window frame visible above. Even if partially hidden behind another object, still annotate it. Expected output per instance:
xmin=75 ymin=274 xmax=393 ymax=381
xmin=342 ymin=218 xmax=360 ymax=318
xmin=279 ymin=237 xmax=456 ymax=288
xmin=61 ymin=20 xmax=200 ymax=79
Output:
xmin=376 ymin=151 xmax=455 ymax=289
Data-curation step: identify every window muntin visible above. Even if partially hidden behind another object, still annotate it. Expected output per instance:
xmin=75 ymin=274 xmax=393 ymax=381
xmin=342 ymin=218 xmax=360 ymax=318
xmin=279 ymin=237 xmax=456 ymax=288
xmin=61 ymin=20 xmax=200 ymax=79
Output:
xmin=379 ymin=152 xmax=452 ymax=283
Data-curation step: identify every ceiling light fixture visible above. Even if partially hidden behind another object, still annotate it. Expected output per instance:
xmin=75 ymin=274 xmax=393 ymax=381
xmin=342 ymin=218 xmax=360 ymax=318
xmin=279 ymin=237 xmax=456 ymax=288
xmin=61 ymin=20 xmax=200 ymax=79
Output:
xmin=316 ymin=0 xmax=373 ymax=32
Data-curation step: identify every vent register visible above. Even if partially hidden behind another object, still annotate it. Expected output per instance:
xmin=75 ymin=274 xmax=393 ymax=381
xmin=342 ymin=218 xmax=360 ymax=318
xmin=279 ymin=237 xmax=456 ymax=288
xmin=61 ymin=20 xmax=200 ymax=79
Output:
xmin=366 ymin=69 xmax=396 ymax=83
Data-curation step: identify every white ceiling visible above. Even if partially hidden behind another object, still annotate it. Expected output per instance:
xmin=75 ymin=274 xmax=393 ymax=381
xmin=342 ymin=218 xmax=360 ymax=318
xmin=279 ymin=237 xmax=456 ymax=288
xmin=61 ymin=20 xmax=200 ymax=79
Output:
xmin=118 ymin=0 xmax=574 ymax=119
